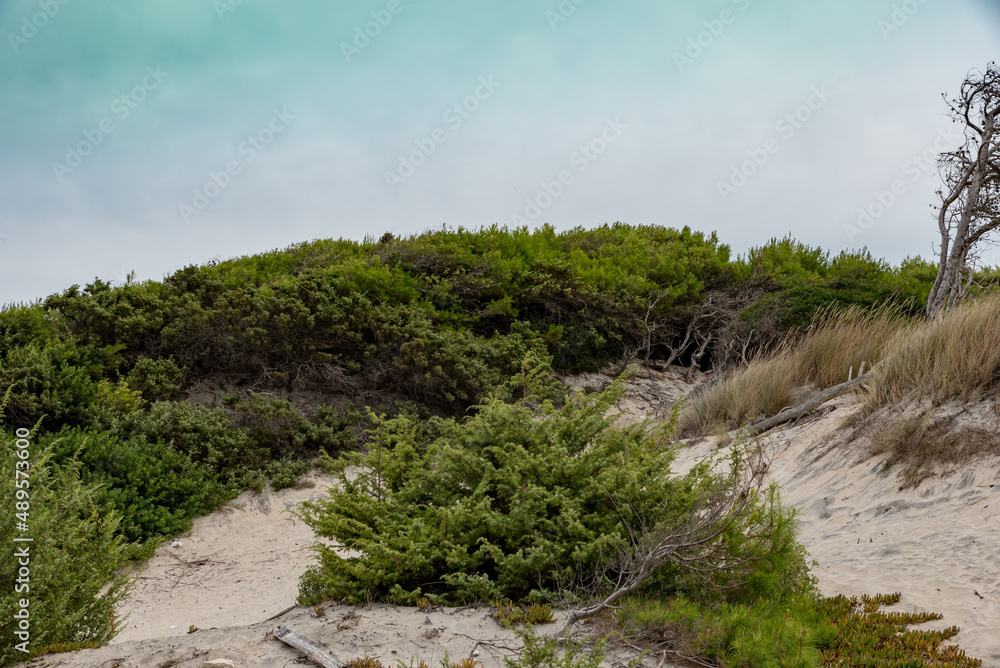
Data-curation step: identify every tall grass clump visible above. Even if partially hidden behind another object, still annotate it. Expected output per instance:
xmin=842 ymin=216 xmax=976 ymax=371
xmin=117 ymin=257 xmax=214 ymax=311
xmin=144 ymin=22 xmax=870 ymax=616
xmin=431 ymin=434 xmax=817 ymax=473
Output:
xmin=868 ymin=294 xmax=1000 ymax=406
xmin=680 ymin=304 xmax=911 ymax=435
xmin=677 ymin=351 xmax=800 ymax=436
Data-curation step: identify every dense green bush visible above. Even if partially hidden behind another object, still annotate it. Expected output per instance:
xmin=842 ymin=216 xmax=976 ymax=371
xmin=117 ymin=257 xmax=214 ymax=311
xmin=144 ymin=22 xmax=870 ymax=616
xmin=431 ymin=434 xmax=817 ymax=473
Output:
xmin=232 ymin=395 xmax=366 ymax=460
xmin=40 ymin=428 xmax=226 ymax=543
xmin=296 ymin=358 xmax=801 ymax=607
xmin=86 ymin=399 xmax=265 ymax=489
xmin=0 ymin=337 xmax=122 ymax=431
xmin=0 ymin=432 xmax=133 ymax=664
xmin=126 ymin=356 xmax=187 ymax=400
xmin=40 ymin=224 xmax=731 ymax=407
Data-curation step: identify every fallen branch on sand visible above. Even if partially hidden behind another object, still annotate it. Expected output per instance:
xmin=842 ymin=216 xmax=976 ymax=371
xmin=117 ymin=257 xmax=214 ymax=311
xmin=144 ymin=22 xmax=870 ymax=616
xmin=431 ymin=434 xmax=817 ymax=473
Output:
xmin=273 ymin=625 xmax=345 ymax=668
xmin=745 ymin=363 xmax=881 ymax=436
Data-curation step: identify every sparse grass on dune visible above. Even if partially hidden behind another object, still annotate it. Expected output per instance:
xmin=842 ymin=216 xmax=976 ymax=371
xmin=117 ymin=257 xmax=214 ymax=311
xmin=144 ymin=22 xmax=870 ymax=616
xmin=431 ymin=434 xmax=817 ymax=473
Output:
xmin=680 ymin=304 xmax=910 ymax=436
xmin=678 ymin=351 xmax=798 ymax=436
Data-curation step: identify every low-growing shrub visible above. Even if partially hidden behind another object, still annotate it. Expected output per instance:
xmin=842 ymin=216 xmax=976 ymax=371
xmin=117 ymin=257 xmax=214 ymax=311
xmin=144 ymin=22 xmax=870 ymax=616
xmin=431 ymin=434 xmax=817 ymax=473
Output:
xmin=266 ymin=457 xmax=310 ymax=491
xmin=815 ymin=593 xmax=981 ymax=667
xmin=296 ymin=357 xmax=801 ymax=608
xmin=126 ymin=356 xmax=187 ymax=400
xmin=40 ymin=428 xmax=227 ymax=543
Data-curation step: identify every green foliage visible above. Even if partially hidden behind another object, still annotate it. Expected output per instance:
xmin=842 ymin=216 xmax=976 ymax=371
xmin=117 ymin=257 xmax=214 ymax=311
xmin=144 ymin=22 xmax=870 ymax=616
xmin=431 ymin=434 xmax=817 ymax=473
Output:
xmin=40 ymin=428 xmax=227 ymax=543
xmin=729 ymin=240 xmax=933 ymax=357
xmin=617 ymin=594 xmax=824 ymax=667
xmin=86 ymin=399 xmax=266 ymax=489
xmin=815 ymin=593 xmax=981 ymax=667
xmin=266 ymin=457 xmax=310 ymax=491
xmin=503 ymin=624 xmax=609 ymax=668
xmin=40 ymin=224 xmax=730 ymax=405
xmin=126 ymin=356 xmax=187 ymax=400
xmin=0 ymin=435 xmax=133 ymax=664
xmin=735 ymin=235 xmax=830 ymax=285
xmin=92 ymin=378 xmax=146 ymax=415
xmin=296 ymin=357 xmax=799 ymax=609
xmin=0 ymin=337 xmax=122 ymax=431
xmin=231 ymin=395 xmax=366 ymax=461
xmin=614 ymin=590 xmax=982 ymax=667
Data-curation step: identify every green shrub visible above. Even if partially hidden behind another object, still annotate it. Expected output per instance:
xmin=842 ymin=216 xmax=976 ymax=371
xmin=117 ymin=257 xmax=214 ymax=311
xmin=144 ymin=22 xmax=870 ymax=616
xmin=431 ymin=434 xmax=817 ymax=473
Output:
xmin=126 ymin=356 xmax=187 ymax=400
xmin=232 ymin=395 xmax=366 ymax=460
xmin=40 ymin=428 xmax=227 ymax=543
xmin=616 ymin=595 xmax=825 ymax=668
xmin=266 ymin=457 xmax=310 ymax=491
xmin=92 ymin=378 xmax=146 ymax=415
xmin=0 ymin=432 xmax=133 ymax=664
xmin=296 ymin=357 xmax=799 ymax=607
xmin=0 ymin=338 xmax=122 ymax=431
xmin=87 ymin=400 xmax=265 ymax=490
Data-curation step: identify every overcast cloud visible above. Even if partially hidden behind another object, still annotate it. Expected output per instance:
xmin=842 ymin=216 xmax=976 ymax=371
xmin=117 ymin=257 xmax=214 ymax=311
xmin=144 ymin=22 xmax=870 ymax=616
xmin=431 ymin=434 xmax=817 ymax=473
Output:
xmin=1 ymin=0 xmax=998 ymax=305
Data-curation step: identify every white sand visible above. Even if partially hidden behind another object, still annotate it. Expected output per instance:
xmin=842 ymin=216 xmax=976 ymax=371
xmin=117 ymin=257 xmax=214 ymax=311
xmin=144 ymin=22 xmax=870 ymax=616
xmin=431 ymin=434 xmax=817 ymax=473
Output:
xmin=672 ymin=395 xmax=1000 ymax=663
xmin=112 ymin=471 xmax=335 ymax=643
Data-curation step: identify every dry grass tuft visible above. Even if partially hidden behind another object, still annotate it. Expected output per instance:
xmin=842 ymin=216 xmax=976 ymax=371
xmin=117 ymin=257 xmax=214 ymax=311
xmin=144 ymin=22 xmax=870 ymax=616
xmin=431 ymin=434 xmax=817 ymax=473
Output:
xmin=864 ymin=407 xmax=999 ymax=488
xmin=867 ymin=295 xmax=1000 ymax=406
xmin=680 ymin=304 xmax=909 ymax=436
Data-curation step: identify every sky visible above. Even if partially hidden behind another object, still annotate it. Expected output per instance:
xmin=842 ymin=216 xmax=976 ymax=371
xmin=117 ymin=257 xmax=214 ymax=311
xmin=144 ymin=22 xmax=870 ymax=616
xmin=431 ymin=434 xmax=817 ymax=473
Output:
xmin=0 ymin=0 xmax=998 ymax=306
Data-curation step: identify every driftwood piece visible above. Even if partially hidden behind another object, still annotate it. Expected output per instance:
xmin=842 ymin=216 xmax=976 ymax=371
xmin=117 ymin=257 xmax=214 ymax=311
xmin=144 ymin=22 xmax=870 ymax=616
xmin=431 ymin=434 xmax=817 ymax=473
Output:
xmin=263 ymin=604 xmax=297 ymax=622
xmin=746 ymin=366 xmax=879 ymax=436
xmin=274 ymin=625 xmax=345 ymax=668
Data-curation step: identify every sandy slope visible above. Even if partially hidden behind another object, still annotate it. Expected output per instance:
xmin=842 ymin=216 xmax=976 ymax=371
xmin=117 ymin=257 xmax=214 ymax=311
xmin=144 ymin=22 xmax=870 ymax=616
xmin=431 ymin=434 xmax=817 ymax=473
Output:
xmin=24 ymin=604 xmax=658 ymax=668
xmin=672 ymin=395 xmax=1000 ymax=664
xmin=112 ymin=471 xmax=334 ymax=643
xmin=16 ymin=365 xmax=1000 ymax=666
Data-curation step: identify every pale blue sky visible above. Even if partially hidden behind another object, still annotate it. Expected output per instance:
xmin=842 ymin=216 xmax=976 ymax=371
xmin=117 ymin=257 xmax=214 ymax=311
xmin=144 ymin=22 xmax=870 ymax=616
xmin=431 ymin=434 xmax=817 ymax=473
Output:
xmin=1 ymin=0 xmax=998 ymax=304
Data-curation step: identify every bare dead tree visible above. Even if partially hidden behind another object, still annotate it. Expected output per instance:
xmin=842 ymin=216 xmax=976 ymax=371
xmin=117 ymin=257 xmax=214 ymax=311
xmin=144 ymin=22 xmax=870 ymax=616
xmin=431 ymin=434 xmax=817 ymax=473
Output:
xmin=551 ymin=439 xmax=779 ymax=639
xmin=632 ymin=288 xmax=673 ymax=365
xmin=658 ymin=293 xmax=739 ymax=370
xmin=927 ymin=62 xmax=1000 ymax=319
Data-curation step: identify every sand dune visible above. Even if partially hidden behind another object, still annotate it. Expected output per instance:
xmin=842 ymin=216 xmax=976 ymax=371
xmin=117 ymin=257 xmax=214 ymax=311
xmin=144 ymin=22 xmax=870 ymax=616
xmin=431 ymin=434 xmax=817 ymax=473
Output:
xmin=18 ymin=368 xmax=1000 ymax=666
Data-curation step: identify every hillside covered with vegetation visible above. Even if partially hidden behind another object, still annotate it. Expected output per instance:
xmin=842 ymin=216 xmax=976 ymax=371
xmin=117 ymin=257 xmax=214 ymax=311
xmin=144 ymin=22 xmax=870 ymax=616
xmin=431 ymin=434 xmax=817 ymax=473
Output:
xmin=1 ymin=223 xmax=992 ymax=666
